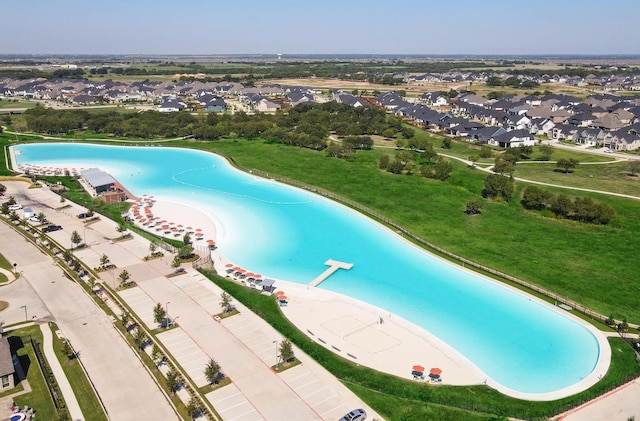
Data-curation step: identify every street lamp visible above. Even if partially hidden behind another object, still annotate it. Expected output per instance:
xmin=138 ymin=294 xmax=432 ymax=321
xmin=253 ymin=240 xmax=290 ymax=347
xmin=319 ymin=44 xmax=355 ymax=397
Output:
xmin=166 ymin=301 xmax=170 ymax=327
xmin=272 ymin=340 xmax=279 ymax=370
xmin=20 ymin=305 xmax=27 ymax=321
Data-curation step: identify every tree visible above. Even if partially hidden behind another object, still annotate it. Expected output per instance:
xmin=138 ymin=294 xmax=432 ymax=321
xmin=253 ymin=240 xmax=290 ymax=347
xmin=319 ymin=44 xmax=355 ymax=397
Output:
xmin=220 ymin=292 xmax=232 ymax=314
xmin=120 ymin=312 xmax=131 ymax=330
xmin=165 ymin=369 xmax=180 ymax=395
xmin=204 ymin=358 xmax=221 ymax=385
xmin=468 ymin=154 xmax=479 ymax=167
xmin=153 ymin=302 xmax=167 ymax=328
xmin=441 ymin=138 xmax=452 ymax=149
xmin=183 ymin=232 xmax=191 ymax=245
xmin=492 ymin=158 xmax=514 ymax=176
xmin=279 ymin=339 xmax=294 ymax=363
xmin=61 ymin=340 xmax=74 ymax=360
xmin=464 ymin=198 xmax=483 ymax=215
xmin=378 ymin=154 xmax=390 ymax=169
xmin=149 ymin=241 xmax=158 ymax=255
xmin=628 ymin=160 xmax=640 ymax=176
xmin=133 ymin=328 xmax=147 ymax=350
xmin=521 ymin=186 xmax=552 ymax=210
xmin=178 ymin=244 xmax=194 ymax=259
xmin=540 ymin=144 xmax=554 ymax=161
xmin=432 ymin=158 xmax=453 ymax=181
xmin=550 ymin=194 xmax=572 ymax=217
xmin=483 ymin=174 xmax=514 ymax=201
xmin=186 ymin=398 xmax=202 ymax=420
xmin=118 ymin=269 xmax=131 ymax=287
xmin=151 ymin=343 xmax=162 ymax=366
xmin=171 ymin=256 xmax=182 ymax=271
xmin=422 ymin=143 xmax=437 ymax=162
xmin=37 ymin=211 xmax=46 ymax=223
xmin=70 ymin=230 xmax=82 ymax=250
xmin=116 ymin=223 xmax=127 ymax=238
xmin=100 ymin=254 xmax=110 ymax=267
xmin=556 ymin=158 xmax=579 ymax=173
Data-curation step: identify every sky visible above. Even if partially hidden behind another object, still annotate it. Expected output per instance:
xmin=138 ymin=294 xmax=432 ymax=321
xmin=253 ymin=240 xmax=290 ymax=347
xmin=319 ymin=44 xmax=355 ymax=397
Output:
xmin=2 ymin=0 xmax=639 ymax=56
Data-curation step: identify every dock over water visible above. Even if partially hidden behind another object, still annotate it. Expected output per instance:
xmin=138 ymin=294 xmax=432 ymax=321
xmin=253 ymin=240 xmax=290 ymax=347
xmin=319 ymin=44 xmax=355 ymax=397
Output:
xmin=309 ymin=259 xmax=353 ymax=287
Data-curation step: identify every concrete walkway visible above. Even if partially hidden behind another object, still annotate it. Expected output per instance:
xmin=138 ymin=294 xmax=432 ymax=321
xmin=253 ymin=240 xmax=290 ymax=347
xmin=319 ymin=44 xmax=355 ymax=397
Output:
xmin=39 ymin=323 xmax=84 ymax=421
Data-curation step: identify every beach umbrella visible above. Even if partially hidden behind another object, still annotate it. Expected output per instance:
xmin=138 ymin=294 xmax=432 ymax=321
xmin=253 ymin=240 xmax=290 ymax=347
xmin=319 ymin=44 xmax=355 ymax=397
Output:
xmin=225 ymin=263 xmax=233 ymax=268
xmin=195 ymin=228 xmax=202 ymax=231
xmin=253 ymin=274 xmax=262 ymax=278
xmin=278 ymin=296 xmax=288 ymax=301
xmin=412 ymin=365 xmax=425 ymax=373
xmin=275 ymin=291 xmax=285 ymax=296
xmin=429 ymin=367 xmax=442 ymax=376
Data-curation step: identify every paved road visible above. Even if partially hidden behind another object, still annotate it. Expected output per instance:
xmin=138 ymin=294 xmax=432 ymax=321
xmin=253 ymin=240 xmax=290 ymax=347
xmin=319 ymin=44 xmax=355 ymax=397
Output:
xmin=0 ymin=220 xmax=178 ymax=420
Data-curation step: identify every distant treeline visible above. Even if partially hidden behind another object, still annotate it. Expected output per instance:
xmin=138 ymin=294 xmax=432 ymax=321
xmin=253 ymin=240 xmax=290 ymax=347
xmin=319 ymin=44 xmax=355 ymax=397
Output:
xmin=22 ymin=102 xmax=404 ymax=154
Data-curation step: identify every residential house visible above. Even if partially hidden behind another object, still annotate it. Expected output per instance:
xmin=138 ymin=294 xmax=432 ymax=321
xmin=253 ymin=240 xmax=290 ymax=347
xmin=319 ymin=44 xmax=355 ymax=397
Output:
xmin=529 ymin=118 xmax=555 ymax=136
xmin=0 ymin=337 xmax=16 ymax=392
xmin=551 ymin=124 xmax=579 ymax=141
xmin=71 ymin=94 xmax=96 ymax=105
xmin=255 ymin=98 xmax=280 ymax=112
xmin=575 ymin=128 xmax=606 ymax=147
xmin=489 ymin=129 xmax=536 ymax=148
xmin=158 ymin=97 xmax=187 ymax=112
xmin=467 ymin=126 xmax=507 ymax=143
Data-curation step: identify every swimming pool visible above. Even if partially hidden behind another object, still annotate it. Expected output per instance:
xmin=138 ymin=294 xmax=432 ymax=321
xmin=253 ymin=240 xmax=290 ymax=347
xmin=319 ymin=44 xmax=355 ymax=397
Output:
xmin=13 ymin=143 xmax=608 ymax=397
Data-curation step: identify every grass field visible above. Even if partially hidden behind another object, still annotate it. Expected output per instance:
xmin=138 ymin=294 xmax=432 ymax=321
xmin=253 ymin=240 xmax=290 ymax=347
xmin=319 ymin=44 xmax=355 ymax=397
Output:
xmin=0 ymin=99 xmax=37 ymax=109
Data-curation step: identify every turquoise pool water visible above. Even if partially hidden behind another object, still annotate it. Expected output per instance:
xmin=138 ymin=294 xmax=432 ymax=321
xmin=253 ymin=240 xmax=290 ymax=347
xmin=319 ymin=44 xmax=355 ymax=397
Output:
xmin=14 ymin=143 xmax=604 ymax=395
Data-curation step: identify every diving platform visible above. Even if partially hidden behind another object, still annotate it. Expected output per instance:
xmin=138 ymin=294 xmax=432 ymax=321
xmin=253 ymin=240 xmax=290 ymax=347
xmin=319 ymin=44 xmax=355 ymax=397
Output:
xmin=309 ymin=259 xmax=354 ymax=287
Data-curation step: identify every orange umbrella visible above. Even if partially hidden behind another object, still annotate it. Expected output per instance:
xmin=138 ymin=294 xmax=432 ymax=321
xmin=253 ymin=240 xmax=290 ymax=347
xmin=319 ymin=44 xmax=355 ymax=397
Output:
xmin=413 ymin=365 xmax=425 ymax=373
xmin=225 ymin=263 xmax=233 ymax=268
xmin=275 ymin=291 xmax=285 ymax=296
xmin=430 ymin=367 xmax=442 ymax=375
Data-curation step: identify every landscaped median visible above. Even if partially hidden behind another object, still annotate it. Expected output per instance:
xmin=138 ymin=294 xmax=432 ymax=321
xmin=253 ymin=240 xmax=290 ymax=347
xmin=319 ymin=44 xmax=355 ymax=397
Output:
xmin=199 ymin=268 xmax=640 ymax=421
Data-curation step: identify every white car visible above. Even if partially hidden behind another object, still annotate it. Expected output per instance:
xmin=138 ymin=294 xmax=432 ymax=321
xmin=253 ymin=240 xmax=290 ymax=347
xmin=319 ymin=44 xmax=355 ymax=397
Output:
xmin=339 ymin=408 xmax=367 ymax=421
xmin=9 ymin=204 xmax=22 ymax=211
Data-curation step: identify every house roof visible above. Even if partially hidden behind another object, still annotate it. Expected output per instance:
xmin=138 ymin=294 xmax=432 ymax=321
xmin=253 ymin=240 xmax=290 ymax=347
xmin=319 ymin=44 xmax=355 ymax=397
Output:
xmin=81 ymin=168 xmax=116 ymax=189
xmin=0 ymin=337 xmax=14 ymax=377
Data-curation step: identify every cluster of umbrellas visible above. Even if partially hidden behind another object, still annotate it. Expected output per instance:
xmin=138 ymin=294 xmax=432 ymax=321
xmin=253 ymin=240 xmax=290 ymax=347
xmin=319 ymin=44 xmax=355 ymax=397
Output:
xmin=18 ymin=164 xmax=83 ymax=176
xmin=412 ymin=365 xmax=442 ymax=380
xmin=275 ymin=290 xmax=288 ymax=302
xmin=224 ymin=263 xmax=262 ymax=281
xmin=129 ymin=196 xmax=213 ymax=243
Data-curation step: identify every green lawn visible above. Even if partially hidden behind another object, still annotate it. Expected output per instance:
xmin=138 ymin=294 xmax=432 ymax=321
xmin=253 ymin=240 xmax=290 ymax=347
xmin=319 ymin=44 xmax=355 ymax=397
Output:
xmin=8 ymin=325 xmax=59 ymax=421
xmin=514 ymin=160 xmax=640 ymax=197
xmin=172 ymin=138 xmax=640 ymax=322
xmin=0 ymin=100 xmax=38 ymax=109
xmin=48 ymin=322 xmax=108 ymax=421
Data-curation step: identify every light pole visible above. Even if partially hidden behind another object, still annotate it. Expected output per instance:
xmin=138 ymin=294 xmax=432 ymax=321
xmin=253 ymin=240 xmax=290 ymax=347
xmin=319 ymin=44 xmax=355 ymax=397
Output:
xmin=273 ymin=340 xmax=279 ymax=370
xmin=166 ymin=301 xmax=170 ymax=327
xmin=20 ymin=305 xmax=27 ymax=321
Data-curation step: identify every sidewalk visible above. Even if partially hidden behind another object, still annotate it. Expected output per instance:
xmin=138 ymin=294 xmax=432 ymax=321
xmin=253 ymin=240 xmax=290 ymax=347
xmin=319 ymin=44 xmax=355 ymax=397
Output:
xmin=39 ymin=323 xmax=84 ymax=421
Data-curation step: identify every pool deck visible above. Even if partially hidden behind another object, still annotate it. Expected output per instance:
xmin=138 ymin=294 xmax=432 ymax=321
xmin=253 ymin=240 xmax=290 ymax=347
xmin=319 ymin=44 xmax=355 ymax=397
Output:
xmin=308 ymin=259 xmax=353 ymax=287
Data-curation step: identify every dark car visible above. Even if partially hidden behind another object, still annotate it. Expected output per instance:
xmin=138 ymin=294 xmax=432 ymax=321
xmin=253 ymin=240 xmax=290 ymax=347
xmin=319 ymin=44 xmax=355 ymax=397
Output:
xmin=77 ymin=212 xmax=94 ymax=219
xmin=42 ymin=224 xmax=63 ymax=233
